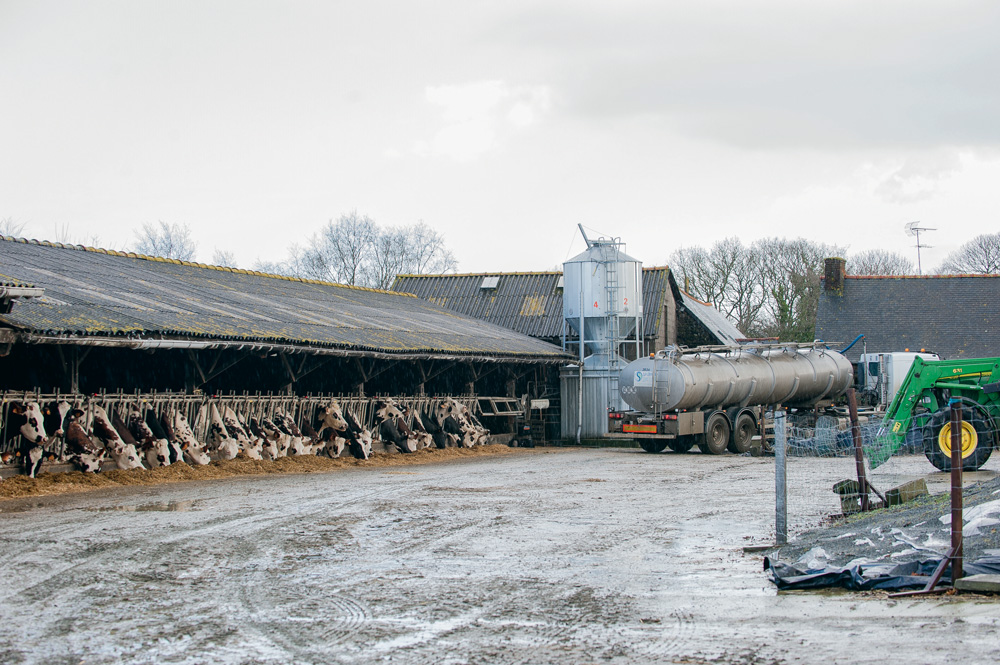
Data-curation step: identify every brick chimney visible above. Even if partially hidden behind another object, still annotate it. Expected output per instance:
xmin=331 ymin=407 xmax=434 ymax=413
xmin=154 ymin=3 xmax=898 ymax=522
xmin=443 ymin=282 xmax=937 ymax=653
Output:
xmin=823 ymin=257 xmax=846 ymax=295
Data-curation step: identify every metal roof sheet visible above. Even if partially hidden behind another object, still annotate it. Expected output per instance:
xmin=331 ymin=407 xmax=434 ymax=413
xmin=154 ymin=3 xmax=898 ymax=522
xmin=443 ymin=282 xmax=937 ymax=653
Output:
xmin=0 ymin=237 xmax=570 ymax=361
xmin=393 ymin=268 xmax=670 ymax=340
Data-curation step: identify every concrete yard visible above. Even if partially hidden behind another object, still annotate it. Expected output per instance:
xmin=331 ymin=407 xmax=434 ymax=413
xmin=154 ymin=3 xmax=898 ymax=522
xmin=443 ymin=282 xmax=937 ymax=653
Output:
xmin=1 ymin=448 xmax=998 ymax=664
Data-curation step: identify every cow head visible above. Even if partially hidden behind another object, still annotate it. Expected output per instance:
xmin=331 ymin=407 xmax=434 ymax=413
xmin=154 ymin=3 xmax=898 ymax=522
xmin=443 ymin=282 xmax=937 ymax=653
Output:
xmin=374 ymin=399 xmax=404 ymax=424
xmin=11 ymin=401 xmax=47 ymax=444
xmin=316 ymin=401 xmax=348 ymax=433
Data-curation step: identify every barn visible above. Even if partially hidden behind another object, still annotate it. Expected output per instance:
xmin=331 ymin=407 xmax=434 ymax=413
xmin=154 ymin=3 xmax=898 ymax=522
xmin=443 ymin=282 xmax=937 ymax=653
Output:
xmin=0 ymin=237 xmax=571 ymax=469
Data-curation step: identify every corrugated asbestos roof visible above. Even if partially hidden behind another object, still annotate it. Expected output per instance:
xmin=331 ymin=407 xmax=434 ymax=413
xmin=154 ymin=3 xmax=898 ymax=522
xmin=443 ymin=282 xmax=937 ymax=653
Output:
xmin=0 ymin=237 xmax=570 ymax=361
xmin=816 ymin=274 xmax=1000 ymax=362
xmin=392 ymin=268 xmax=669 ymax=340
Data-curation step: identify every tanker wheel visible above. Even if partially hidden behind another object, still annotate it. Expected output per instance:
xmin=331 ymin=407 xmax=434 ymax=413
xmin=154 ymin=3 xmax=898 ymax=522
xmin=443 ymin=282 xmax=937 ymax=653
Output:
xmin=639 ymin=439 xmax=668 ymax=454
xmin=924 ymin=406 xmax=994 ymax=472
xmin=728 ymin=412 xmax=756 ymax=454
xmin=697 ymin=413 xmax=731 ymax=455
xmin=668 ymin=437 xmax=695 ymax=453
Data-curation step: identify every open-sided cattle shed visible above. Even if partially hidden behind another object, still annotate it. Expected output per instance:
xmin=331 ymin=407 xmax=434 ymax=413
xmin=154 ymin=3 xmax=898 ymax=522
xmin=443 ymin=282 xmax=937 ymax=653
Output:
xmin=0 ymin=237 xmax=570 ymax=404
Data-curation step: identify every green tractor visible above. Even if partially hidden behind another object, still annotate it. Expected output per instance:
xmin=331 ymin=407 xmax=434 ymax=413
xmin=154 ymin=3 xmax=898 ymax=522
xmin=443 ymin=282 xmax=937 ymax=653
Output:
xmin=873 ymin=356 xmax=999 ymax=471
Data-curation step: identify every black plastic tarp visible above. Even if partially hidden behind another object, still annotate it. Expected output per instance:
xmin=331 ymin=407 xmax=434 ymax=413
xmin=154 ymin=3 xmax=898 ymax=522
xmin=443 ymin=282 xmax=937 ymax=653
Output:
xmin=764 ymin=555 xmax=1000 ymax=591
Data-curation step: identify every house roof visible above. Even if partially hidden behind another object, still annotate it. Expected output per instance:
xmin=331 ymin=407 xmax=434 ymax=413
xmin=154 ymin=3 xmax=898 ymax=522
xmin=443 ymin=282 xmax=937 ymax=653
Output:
xmin=0 ymin=237 xmax=570 ymax=362
xmin=816 ymin=274 xmax=1000 ymax=362
xmin=392 ymin=267 xmax=745 ymax=346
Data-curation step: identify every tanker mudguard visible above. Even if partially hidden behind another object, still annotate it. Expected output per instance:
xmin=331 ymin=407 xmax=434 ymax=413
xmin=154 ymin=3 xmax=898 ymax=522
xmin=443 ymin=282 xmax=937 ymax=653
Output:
xmin=619 ymin=343 xmax=853 ymax=413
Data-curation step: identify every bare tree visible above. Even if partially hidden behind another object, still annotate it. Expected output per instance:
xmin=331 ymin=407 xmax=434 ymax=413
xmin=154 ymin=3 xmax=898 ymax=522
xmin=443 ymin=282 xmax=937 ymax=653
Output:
xmin=848 ymin=249 xmax=915 ymax=276
xmin=133 ymin=221 xmax=197 ymax=261
xmin=670 ymin=236 xmax=843 ymax=342
xmin=365 ymin=222 xmax=458 ymax=289
xmin=284 ymin=213 xmax=458 ymax=288
xmin=212 ymin=249 xmax=237 ymax=267
xmin=0 ymin=217 xmax=28 ymax=237
xmin=670 ymin=238 xmax=766 ymax=335
xmin=938 ymin=232 xmax=1000 ymax=274
xmin=754 ymin=237 xmax=842 ymax=342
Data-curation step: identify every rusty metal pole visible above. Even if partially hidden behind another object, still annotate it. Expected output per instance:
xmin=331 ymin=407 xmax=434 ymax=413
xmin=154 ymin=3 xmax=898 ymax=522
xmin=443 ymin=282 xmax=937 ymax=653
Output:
xmin=846 ymin=388 xmax=870 ymax=511
xmin=950 ymin=399 xmax=963 ymax=582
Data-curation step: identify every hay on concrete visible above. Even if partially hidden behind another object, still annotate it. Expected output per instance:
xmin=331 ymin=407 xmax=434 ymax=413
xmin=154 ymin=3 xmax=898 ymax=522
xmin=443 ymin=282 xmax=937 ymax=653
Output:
xmin=0 ymin=445 xmax=516 ymax=500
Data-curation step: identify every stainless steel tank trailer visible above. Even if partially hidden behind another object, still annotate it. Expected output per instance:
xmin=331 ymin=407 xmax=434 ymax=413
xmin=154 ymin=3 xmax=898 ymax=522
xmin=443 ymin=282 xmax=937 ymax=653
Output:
xmin=608 ymin=342 xmax=854 ymax=454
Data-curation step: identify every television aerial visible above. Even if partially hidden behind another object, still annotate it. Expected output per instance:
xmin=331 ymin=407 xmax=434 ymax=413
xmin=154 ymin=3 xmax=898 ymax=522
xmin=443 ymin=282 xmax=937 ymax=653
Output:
xmin=904 ymin=221 xmax=935 ymax=275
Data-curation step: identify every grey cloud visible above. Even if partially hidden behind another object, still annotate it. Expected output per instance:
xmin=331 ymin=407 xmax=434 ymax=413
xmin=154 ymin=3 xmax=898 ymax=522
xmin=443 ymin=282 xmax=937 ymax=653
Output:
xmin=489 ymin=1 xmax=1000 ymax=149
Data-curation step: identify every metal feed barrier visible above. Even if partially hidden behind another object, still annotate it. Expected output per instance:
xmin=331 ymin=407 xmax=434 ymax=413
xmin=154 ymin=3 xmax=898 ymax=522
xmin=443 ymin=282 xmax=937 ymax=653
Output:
xmin=0 ymin=390 xmax=517 ymax=462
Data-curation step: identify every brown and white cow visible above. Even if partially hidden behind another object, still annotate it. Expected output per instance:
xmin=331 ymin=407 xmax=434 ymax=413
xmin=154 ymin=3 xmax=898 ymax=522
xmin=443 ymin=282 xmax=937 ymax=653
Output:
xmin=55 ymin=402 xmax=107 ymax=473
xmin=248 ymin=417 xmax=280 ymax=460
xmin=88 ymin=405 xmax=145 ymax=471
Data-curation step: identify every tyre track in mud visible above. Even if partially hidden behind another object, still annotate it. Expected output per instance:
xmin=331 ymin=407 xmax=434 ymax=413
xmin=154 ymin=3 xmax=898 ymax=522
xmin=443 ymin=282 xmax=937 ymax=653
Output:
xmin=4 ymin=450 xmax=998 ymax=665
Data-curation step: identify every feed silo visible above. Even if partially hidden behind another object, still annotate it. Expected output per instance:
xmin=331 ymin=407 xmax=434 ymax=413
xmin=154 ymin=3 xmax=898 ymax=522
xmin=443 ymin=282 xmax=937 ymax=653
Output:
xmin=560 ymin=227 xmax=643 ymax=440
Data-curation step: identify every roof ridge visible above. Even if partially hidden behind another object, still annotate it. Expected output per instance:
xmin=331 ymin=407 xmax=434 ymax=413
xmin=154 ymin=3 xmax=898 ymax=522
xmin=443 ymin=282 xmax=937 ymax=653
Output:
xmin=845 ymin=273 xmax=1000 ymax=280
xmin=0 ymin=234 xmax=414 ymax=298
xmin=396 ymin=266 xmax=670 ymax=279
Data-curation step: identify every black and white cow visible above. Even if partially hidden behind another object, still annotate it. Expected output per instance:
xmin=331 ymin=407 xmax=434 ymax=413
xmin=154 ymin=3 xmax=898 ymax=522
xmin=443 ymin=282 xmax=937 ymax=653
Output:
xmin=127 ymin=404 xmax=171 ymax=468
xmin=373 ymin=398 xmax=418 ymax=453
xmin=169 ymin=409 xmax=211 ymax=466
xmin=5 ymin=401 xmax=50 ymax=477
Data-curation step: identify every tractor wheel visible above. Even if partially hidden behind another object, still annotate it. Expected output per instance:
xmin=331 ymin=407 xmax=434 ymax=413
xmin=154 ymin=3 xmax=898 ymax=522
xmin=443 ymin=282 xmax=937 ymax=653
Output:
xmin=924 ymin=406 xmax=994 ymax=472
xmin=697 ymin=412 xmax=731 ymax=455
xmin=668 ymin=437 xmax=695 ymax=453
xmin=639 ymin=439 xmax=668 ymax=454
xmin=728 ymin=412 xmax=756 ymax=454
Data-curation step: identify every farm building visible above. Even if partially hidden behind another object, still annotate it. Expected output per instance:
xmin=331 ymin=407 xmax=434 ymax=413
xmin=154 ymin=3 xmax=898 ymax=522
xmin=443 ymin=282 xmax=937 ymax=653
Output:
xmin=392 ymin=267 xmax=743 ymax=355
xmin=0 ymin=236 xmax=571 ymax=436
xmin=816 ymin=257 xmax=1000 ymax=362
xmin=393 ymin=267 xmax=743 ymax=439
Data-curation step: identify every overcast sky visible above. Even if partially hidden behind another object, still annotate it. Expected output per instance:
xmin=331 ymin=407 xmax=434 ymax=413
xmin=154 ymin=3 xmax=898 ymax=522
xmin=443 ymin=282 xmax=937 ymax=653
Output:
xmin=3 ymin=0 xmax=999 ymax=274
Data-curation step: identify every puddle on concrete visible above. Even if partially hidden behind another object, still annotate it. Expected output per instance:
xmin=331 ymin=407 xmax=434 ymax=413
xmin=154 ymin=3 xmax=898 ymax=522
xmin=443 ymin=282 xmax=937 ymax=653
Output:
xmin=90 ymin=500 xmax=200 ymax=513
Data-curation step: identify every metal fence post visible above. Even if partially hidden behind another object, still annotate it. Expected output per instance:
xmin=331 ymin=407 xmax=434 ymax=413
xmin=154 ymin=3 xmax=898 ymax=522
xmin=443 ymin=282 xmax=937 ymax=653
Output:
xmin=774 ymin=409 xmax=787 ymax=545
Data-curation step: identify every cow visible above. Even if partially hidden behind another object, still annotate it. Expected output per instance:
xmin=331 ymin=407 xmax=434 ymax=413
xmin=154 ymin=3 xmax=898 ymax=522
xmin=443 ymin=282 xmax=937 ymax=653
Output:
xmin=203 ymin=404 xmax=239 ymax=460
xmin=127 ymin=404 xmax=171 ymax=468
xmin=89 ymin=405 xmax=145 ymax=470
xmin=145 ymin=408 xmax=184 ymax=465
xmin=313 ymin=401 xmax=350 ymax=457
xmin=169 ymin=409 xmax=211 ymax=466
xmin=57 ymin=403 xmax=107 ymax=473
xmin=373 ymin=398 xmax=417 ymax=453
xmin=5 ymin=401 xmax=51 ymax=477
xmin=341 ymin=406 xmax=373 ymax=460
xmin=248 ymin=417 xmax=280 ymax=460
xmin=257 ymin=416 xmax=290 ymax=458
xmin=222 ymin=406 xmax=262 ymax=460
xmin=402 ymin=406 xmax=435 ymax=450
xmin=273 ymin=411 xmax=314 ymax=456
xmin=419 ymin=403 xmax=458 ymax=449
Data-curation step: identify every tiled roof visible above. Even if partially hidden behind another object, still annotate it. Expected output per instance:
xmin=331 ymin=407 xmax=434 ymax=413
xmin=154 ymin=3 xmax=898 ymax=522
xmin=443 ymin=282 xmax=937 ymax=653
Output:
xmin=0 ymin=237 xmax=570 ymax=361
xmin=816 ymin=274 xmax=1000 ymax=361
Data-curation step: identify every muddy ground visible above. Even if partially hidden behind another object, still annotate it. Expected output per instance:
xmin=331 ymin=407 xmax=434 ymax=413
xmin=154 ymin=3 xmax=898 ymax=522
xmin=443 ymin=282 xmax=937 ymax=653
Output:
xmin=1 ymin=448 xmax=998 ymax=665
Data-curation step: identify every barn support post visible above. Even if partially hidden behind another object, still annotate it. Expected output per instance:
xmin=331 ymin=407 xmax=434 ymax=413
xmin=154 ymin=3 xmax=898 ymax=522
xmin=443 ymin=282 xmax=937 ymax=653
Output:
xmin=56 ymin=345 xmax=88 ymax=393
xmin=279 ymin=352 xmax=297 ymax=395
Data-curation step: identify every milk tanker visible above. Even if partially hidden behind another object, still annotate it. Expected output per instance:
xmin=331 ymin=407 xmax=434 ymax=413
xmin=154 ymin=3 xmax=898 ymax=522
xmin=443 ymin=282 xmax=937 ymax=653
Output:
xmin=608 ymin=343 xmax=854 ymax=454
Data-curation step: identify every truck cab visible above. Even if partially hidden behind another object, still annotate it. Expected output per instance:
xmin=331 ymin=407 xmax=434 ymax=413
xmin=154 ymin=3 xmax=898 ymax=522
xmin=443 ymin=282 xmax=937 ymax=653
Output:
xmin=857 ymin=351 xmax=940 ymax=408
